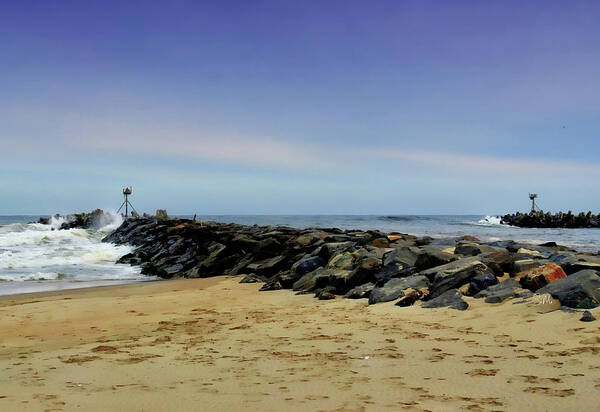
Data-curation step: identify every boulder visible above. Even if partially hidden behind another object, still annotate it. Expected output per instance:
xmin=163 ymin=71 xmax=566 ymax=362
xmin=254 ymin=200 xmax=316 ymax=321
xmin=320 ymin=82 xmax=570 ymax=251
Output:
xmin=344 ymin=282 xmax=375 ymax=299
xmin=516 ymin=263 xmax=567 ymax=291
xmin=415 ymin=236 xmax=434 ymax=246
xmin=226 ymin=255 xmax=254 ymax=276
xmin=414 ymin=247 xmax=457 ymax=271
xmin=200 ymin=243 xmax=227 ymax=270
xmin=421 ymin=289 xmax=468 ymax=311
xmin=474 ymin=279 xmax=533 ymax=303
xmin=516 ymin=248 xmax=542 ymax=257
xmin=383 ymin=246 xmax=420 ymax=267
xmin=259 ymin=278 xmax=283 ymax=291
xmin=252 ymin=238 xmax=282 ymax=257
xmin=466 ymin=273 xmax=499 ymax=296
xmin=327 ymin=252 xmax=355 ymax=270
xmin=318 ymin=242 xmax=356 ymax=261
xmin=370 ymin=237 xmax=390 ymax=248
xmin=368 ymin=276 xmax=430 ymax=304
xmin=538 ymin=270 xmax=600 ymax=309
xmin=155 ymin=209 xmax=169 ymax=220
xmin=558 ymin=256 xmax=600 ymax=275
xmin=246 ymin=255 xmax=287 ymax=278
xmin=479 ymin=250 xmax=524 ymax=277
xmin=420 ymin=257 xmax=492 ymax=299
xmin=291 ymin=255 xmax=325 ymax=277
xmin=454 ymin=242 xmax=499 ymax=257
xmin=512 ymin=258 xmax=549 ymax=274
xmin=331 ymin=257 xmax=380 ymax=293
xmin=316 ymin=286 xmax=337 ymax=300
xmin=580 ymin=311 xmax=596 ymax=322
xmin=239 ymin=274 xmax=264 ymax=283
xmin=294 ymin=232 xmax=326 ymax=247
xmin=292 ymin=268 xmax=333 ymax=293
xmin=395 ymin=288 xmax=427 ymax=307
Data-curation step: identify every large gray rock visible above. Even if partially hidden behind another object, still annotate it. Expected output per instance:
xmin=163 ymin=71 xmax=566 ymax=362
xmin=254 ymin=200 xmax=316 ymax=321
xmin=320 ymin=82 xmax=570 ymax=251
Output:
xmin=294 ymin=232 xmax=326 ymax=247
xmin=383 ymin=246 xmax=421 ymax=267
xmin=479 ymin=251 xmax=528 ymax=277
xmin=327 ymin=252 xmax=356 ymax=270
xmin=538 ymin=270 xmax=600 ymax=309
xmin=420 ymin=257 xmax=492 ymax=299
xmin=292 ymin=268 xmax=346 ymax=293
xmin=200 ymin=242 xmax=227 ymax=269
xmin=421 ymin=289 xmax=468 ymax=311
xmin=291 ymin=255 xmax=325 ymax=276
xmin=330 ymin=257 xmax=380 ymax=293
xmin=557 ymin=256 xmax=600 ymax=275
xmin=454 ymin=242 xmax=500 ymax=256
xmin=414 ymin=247 xmax=457 ymax=270
xmin=246 ymin=255 xmax=287 ymax=277
xmin=318 ymin=241 xmax=356 ymax=260
xmin=466 ymin=273 xmax=498 ymax=296
xmin=474 ymin=279 xmax=533 ymax=303
xmin=368 ymin=276 xmax=430 ymax=304
xmin=274 ymin=254 xmax=326 ymax=288
xmin=344 ymin=282 xmax=375 ymax=299
xmin=512 ymin=258 xmax=549 ymax=274
xmin=580 ymin=311 xmax=596 ymax=322
xmin=226 ymin=255 xmax=254 ymax=276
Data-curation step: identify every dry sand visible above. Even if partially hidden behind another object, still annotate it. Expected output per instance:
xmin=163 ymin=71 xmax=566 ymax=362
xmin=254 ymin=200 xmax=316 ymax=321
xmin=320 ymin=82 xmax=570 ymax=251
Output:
xmin=0 ymin=277 xmax=599 ymax=411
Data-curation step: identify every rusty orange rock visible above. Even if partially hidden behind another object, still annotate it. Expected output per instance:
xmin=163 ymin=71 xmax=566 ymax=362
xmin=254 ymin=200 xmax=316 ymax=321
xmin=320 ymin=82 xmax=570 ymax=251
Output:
xmin=516 ymin=263 xmax=567 ymax=291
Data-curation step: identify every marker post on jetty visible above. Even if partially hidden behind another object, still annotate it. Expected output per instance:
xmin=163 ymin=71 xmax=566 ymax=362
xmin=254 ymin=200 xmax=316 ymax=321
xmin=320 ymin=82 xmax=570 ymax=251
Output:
xmin=117 ymin=187 xmax=138 ymax=218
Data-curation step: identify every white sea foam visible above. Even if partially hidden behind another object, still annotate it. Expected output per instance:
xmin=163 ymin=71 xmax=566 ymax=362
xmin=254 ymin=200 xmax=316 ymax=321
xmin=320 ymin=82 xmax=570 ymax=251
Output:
xmin=476 ymin=216 xmax=503 ymax=226
xmin=0 ymin=218 xmax=143 ymax=284
xmin=97 ymin=213 xmax=124 ymax=232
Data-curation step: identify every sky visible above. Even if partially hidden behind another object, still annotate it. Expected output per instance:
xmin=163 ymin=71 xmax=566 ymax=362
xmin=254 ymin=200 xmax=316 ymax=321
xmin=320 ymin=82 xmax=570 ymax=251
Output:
xmin=1 ymin=0 xmax=600 ymax=215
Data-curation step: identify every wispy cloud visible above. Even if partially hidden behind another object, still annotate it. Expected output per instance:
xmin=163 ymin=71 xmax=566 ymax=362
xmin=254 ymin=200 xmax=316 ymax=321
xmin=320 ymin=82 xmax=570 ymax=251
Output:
xmin=371 ymin=149 xmax=600 ymax=177
xmin=5 ymin=110 xmax=599 ymax=180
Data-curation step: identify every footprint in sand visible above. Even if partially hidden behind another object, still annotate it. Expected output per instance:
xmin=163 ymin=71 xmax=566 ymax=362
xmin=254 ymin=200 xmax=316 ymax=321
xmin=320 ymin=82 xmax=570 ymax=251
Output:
xmin=465 ymin=368 xmax=499 ymax=377
xmin=522 ymin=387 xmax=575 ymax=397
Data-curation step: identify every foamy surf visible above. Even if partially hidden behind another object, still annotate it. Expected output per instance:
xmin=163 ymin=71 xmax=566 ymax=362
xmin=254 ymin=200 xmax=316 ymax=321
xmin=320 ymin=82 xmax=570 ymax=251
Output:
xmin=476 ymin=216 xmax=503 ymax=226
xmin=0 ymin=215 xmax=147 ymax=295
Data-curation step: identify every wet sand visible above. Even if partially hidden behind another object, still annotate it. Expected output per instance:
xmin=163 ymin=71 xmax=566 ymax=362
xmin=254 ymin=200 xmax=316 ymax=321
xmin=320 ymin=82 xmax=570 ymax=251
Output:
xmin=0 ymin=277 xmax=599 ymax=411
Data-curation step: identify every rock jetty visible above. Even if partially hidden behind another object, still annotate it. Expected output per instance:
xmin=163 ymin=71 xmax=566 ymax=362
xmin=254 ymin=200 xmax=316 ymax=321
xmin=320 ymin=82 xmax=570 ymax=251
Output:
xmin=38 ymin=209 xmax=118 ymax=230
xmin=501 ymin=210 xmax=600 ymax=228
xmin=102 ymin=215 xmax=600 ymax=311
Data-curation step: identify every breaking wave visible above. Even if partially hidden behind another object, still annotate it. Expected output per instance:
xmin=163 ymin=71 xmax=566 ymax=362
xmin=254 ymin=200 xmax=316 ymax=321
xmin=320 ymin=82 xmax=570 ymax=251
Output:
xmin=0 ymin=216 xmax=142 ymax=285
xmin=474 ymin=216 xmax=503 ymax=226
xmin=377 ymin=215 xmax=432 ymax=222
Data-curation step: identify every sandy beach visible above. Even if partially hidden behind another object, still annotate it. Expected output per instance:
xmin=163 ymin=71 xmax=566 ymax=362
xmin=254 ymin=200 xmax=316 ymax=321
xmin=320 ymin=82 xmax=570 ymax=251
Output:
xmin=0 ymin=277 xmax=598 ymax=411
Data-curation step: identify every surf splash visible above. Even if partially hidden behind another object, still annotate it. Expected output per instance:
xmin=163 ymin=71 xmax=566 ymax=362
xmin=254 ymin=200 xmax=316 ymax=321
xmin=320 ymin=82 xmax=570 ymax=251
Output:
xmin=0 ymin=216 xmax=143 ymax=286
xmin=476 ymin=216 xmax=503 ymax=226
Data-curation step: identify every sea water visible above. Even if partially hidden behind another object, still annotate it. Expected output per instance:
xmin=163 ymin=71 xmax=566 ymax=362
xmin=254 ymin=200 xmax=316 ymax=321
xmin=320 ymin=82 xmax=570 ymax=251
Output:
xmin=192 ymin=214 xmax=600 ymax=253
xmin=0 ymin=214 xmax=145 ymax=296
xmin=1 ymin=214 xmax=599 ymax=296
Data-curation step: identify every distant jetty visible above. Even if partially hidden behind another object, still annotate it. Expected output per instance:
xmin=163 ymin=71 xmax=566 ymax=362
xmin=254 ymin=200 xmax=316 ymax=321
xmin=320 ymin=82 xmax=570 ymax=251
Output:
xmin=501 ymin=211 xmax=600 ymax=228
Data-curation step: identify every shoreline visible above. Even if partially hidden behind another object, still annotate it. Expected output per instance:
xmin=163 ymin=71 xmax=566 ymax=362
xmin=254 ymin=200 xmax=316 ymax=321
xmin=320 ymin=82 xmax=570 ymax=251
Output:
xmin=0 ymin=278 xmax=164 ymax=302
xmin=1 ymin=276 xmax=598 ymax=411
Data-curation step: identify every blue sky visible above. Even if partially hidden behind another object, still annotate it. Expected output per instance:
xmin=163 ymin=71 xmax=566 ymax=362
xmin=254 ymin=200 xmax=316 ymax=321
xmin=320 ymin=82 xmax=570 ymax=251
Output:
xmin=2 ymin=0 xmax=600 ymax=215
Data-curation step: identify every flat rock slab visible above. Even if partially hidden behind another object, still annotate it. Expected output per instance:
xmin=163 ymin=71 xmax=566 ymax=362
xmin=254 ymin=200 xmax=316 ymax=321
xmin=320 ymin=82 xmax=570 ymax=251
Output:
xmin=474 ymin=279 xmax=533 ymax=303
xmin=538 ymin=270 xmax=600 ymax=309
xmin=421 ymin=289 xmax=468 ymax=311
xmin=368 ymin=276 xmax=430 ymax=304
xmin=420 ymin=257 xmax=492 ymax=299
xmin=344 ymin=282 xmax=375 ymax=299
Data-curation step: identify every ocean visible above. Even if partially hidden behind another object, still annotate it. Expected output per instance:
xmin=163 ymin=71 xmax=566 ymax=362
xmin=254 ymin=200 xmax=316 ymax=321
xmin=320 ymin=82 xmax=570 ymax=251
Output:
xmin=1 ymin=214 xmax=599 ymax=296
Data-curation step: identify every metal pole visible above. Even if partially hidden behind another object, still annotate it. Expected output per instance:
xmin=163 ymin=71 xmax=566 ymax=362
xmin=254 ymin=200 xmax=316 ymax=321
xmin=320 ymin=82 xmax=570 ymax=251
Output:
xmin=125 ymin=194 xmax=129 ymax=217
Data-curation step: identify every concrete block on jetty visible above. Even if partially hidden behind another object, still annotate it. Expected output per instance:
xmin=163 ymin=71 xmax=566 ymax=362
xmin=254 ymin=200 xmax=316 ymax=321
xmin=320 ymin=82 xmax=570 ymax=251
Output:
xmin=501 ymin=210 xmax=600 ymax=228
